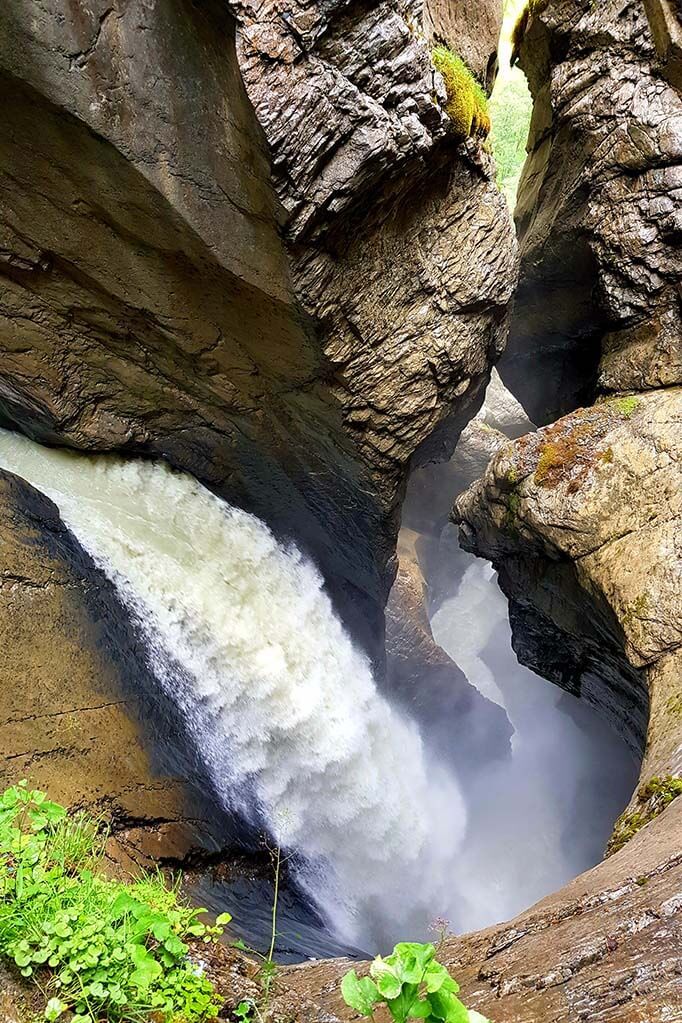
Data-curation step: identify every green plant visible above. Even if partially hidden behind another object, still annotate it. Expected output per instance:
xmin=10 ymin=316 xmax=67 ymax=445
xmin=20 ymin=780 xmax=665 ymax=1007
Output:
xmin=231 ymin=839 xmax=286 ymax=1022
xmin=0 ymin=782 xmax=231 ymax=1022
xmin=341 ymin=942 xmax=491 ymax=1022
xmin=488 ymin=67 xmax=532 ymax=204
xmin=610 ymin=395 xmax=640 ymax=418
xmin=607 ymin=776 xmax=682 ymax=856
xmin=432 ymin=47 xmax=490 ymax=140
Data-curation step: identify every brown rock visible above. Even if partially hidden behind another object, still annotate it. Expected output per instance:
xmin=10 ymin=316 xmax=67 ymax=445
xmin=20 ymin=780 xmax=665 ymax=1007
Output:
xmin=423 ymin=0 xmax=503 ymax=89
xmin=645 ymin=0 xmax=682 ymax=91
xmin=0 ymin=468 xmax=228 ymax=863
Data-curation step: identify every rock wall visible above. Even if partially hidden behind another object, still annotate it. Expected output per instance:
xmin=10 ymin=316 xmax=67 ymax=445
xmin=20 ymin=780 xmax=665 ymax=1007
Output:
xmin=501 ymin=0 xmax=682 ymax=425
xmin=423 ymin=0 xmax=503 ymax=90
xmin=0 ymin=0 xmax=516 ymax=661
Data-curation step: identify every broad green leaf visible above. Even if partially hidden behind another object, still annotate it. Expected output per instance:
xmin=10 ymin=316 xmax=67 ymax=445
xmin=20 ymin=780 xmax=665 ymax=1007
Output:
xmin=45 ymin=998 xmax=66 ymax=1021
xmin=428 ymin=989 xmax=470 ymax=1023
xmin=370 ymin=957 xmax=402 ymax=1000
xmin=406 ymin=995 xmax=432 ymax=1019
xmin=425 ymin=961 xmax=455 ymax=993
xmin=341 ymin=970 xmax=380 ymax=1016
xmin=216 ymin=911 xmax=232 ymax=925
xmin=467 ymin=1013 xmax=491 ymax=1023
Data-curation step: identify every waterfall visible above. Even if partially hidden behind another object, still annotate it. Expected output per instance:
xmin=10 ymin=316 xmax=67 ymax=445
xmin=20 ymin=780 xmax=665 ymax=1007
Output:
xmin=0 ymin=429 xmax=466 ymax=951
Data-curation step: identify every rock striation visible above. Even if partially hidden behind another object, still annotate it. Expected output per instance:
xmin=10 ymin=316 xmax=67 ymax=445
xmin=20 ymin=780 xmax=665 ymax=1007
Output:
xmin=0 ymin=0 xmax=516 ymax=660
xmin=502 ymin=0 xmax=682 ymax=425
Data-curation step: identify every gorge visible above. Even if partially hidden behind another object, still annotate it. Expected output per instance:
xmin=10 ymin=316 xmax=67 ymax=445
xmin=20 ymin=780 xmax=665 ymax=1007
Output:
xmin=0 ymin=0 xmax=681 ymax=1022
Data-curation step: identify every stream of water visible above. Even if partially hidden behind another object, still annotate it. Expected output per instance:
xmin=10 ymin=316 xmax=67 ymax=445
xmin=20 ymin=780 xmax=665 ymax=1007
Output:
xmin=0 ymin=425 xmax=638 ymax=956
xmin=0 ymin=428 xmax=465 ymax=952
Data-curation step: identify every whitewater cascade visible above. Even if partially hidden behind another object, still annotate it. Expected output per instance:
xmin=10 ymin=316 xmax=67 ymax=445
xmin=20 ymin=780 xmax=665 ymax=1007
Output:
xmin=0 ymin=429 xmax=466 ymax=950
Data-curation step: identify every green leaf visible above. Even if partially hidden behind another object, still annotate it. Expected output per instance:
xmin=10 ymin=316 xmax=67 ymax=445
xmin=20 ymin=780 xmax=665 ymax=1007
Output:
xmin=216 ymin=911 xmax=232 ymax=926
xmin=370 ymin=957 xmax=402 ymax=1000
xmin=406 ymin=995 xmax=432 ymax=1019
xmin=129 ymin=944 xmax=163 ymax=989
xmin=425 ymin=961 xmax=454 ymax=993
xmin=428 ymin=989 xmax=470 ymax=1023
xmin=467 ymin=1013 xmax=491 ymax=1023
xmin=45 ymin=998 xmax=66 ymax=1021
xmin=341 ymin=970 xmax=380 ymax=1016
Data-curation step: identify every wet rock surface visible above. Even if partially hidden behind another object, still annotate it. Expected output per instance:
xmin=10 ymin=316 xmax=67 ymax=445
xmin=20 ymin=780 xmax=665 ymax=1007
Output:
xmin=502 ymin=0 xmax=682 ymax=425
xmin=284 ymin=799 xmax=682 ymax=1022
xmin=0 ymin=468 xmax=233 ymax=865
xmin=385 ymin=528 xmax=512 ymax=778
xmin=0 ymin=0 xmax=516 ymax=661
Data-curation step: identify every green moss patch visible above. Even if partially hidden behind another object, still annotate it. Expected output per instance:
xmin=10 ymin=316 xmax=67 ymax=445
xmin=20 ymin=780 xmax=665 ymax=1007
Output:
xmin=610 ymin=395 xmax=640 ymax=418
xmin=607 ymin=775 xmax=682 ymax=856
xmin=432 ymin=47 xmax=490 ymax=141
xmin=532 ymin=402 xmax=635 ymax=492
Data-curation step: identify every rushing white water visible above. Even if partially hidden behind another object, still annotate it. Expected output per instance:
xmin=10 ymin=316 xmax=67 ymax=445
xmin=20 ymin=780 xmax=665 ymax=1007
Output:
xmin=0 ymin=428 xmax=467 ymax=951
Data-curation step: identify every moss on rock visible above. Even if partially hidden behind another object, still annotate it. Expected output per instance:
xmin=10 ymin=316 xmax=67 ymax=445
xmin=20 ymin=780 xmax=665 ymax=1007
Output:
xmin=610 ymin=395 xmax=640 ymax=418
xmin=607 ymin=775 xmax=682 ymax=856
xmin=511 ymin=0 xmax=550 ymax=64
xmin=432 ymin=47 xmax=490 ymax=141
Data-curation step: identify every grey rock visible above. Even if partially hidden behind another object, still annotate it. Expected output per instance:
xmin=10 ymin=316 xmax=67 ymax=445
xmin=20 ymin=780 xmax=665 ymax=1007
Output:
xmin=501 ymin=0 xmax=682 ymax=424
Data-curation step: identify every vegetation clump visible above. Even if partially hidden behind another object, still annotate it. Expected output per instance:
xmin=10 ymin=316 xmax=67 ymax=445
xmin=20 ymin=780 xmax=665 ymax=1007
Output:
xmin=0 ymin=782 xmax=230 ymax=1023
xmin=342 ymin=941 xmax=490 ymax=1022
xmin=533 ymin=419 xmax=599 ymax=490
xmin=607 ymin=775 xmax=682 ymax=856
xmin=432 ymin=47 xmax=490 ymax=141
xmin=610 ymin=395 xmax=640 ymax=418
xmin=532 ymin=402 xmax=634 ymax=492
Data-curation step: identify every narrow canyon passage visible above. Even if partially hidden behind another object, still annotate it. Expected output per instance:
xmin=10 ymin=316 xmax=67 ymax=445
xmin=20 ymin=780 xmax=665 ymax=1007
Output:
xmin=0 ymin=402 xmax=640 ymax=959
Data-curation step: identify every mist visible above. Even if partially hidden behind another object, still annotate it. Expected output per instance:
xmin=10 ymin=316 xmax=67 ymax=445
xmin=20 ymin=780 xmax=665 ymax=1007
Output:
xmin=399 ymin=374 xmax=639 ymax=932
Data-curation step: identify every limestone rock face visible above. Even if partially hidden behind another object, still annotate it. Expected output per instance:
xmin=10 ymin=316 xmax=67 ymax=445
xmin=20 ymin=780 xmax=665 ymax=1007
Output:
xmin=502 ymin=0 xmax=682 ymax=424
xmin=384 ymin=529 xmax=512 ymax=777
xmin=440 ymin=387 xmax=682 ymax=1021
xmin=0 ymin=0 xmax=516 ymax=659
xmin=0 ymin=469 xmax=230 ymax=865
